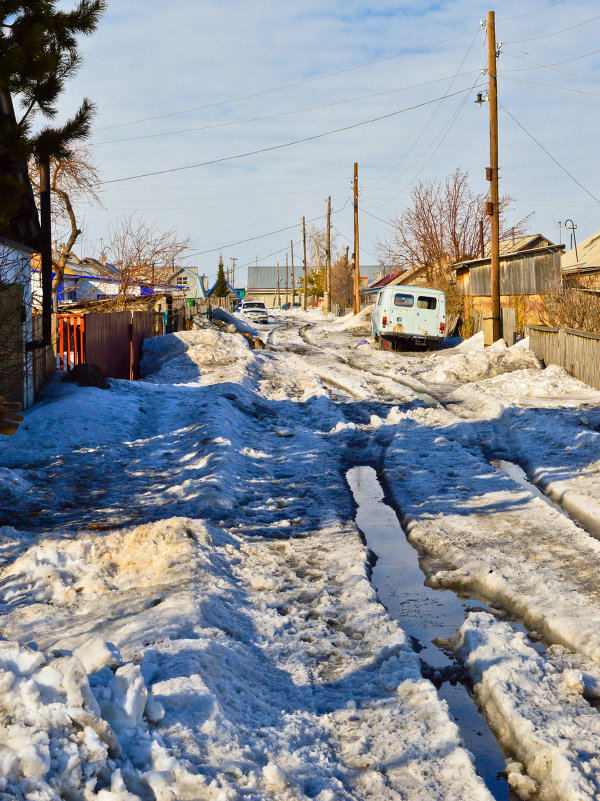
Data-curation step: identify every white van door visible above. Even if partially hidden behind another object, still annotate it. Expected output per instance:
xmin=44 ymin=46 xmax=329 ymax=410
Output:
xmin=390 ymin=291 xmax=415 ymax=334
xmin=415 ymin=293 xmax=440 ymax=336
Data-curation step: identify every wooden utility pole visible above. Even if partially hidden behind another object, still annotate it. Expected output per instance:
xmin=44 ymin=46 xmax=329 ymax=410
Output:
xmin=290 ymin=240 xmax=295 ymax=304
xmin=285 ymin=253 xmax=289 ymax=304
xmin=230 ymin=257 xmax=237 ymax=289
xmin=276 ymin=263 xmax=280 ymax=307
xmin=324 ymin=195 xmax=331 ymax=315
xmin=353 ymin=163 xmax=360 ymax=315
xmin=302 ymin=216 xmax=308 ymax=310
xmin=486 ymin=10 xmax=501 ymax=345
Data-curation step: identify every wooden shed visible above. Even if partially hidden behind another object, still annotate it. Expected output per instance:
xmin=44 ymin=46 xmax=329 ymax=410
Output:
xmin=452 ymin=237 xmax=564 ymax=342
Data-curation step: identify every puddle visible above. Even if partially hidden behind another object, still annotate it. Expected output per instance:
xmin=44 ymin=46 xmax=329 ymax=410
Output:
xmin=491 ymin=460 xmax=570 ymax=519
xmin=346 ymin=465 xmax=513 ymax=800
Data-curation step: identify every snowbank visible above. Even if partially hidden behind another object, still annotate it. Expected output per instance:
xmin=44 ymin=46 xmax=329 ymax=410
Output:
xmin=422 ymin=337 xmax=541 ymax=384
xmin=329 ymin=305 xmax=374 ymax=332
xmin=453 ymin=613 xmax=600 ymax=801
xmin=140 ymin=328 xmax=253 ymax=381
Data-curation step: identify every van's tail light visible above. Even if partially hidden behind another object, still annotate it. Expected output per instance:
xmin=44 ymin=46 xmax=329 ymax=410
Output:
xmin=440 ymin=321 xmax=445 ymax=334
xmin=382 ymin=315 xmax=387 ymax=326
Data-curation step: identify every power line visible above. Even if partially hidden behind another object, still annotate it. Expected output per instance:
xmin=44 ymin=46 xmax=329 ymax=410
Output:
xmin=501 ymin=46 xmax=600 ymax=84
xmin=504 ymin=12 xmax=600 ymax=44
xmin=102 ymin=87 xmax=480 ymax=185
xmin=502 ymin=74 xmax=600 ymax=101
xmin=500 ymin=0 xmax=567 ymax=21
xmin=184 ymin=198 xmax=350 ymax=259
xmin=378 ymin=28 xmax=480 ymax=187
xmin=95 ymin=28 xmax=479 ymax=132
xmin=500 ymin=103 xmax=600 ymax=205
xmin=94 ymin=71 xmax=481 ymax=147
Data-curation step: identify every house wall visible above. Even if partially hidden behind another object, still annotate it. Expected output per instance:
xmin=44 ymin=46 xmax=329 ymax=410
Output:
xmin=0 ymin=239 xmax=35 ymax=407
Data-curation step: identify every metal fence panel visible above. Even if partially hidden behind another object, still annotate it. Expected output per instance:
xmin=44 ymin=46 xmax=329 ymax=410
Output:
xmin=85 ymin=311 xmax=131 ymax=379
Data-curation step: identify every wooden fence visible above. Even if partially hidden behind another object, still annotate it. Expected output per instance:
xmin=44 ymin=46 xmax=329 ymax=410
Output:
xmin=528 ymin=325 xmax=600 ymax=390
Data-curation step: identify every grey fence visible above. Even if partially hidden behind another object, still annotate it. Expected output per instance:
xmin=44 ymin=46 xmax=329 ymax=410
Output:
xmin=528 ymin=325 xmax=600 ymax=390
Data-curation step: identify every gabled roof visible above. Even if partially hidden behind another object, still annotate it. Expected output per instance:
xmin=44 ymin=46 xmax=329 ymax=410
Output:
xmin=208 ymin=278 xmax=241 ymax=299
xmin=484 ymin=234 xmax=552 ymax=258
xmin=562 ymin=229 xmax=600 ymax=273
xmin=365 ymin=269 xmax=404 ymax=291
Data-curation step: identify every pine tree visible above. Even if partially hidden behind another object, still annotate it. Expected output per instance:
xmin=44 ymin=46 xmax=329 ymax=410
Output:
xmin=0 ymin=0 xmax=106 ymax=229
xmin=213 ymin=255 xmax=229 ymax=297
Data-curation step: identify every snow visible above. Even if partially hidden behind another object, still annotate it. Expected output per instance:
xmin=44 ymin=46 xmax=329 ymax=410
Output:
xmin=1 ymin=312 xmax=600 ymax=799
xmin=452 ymin=612 xmax=600 ymax=801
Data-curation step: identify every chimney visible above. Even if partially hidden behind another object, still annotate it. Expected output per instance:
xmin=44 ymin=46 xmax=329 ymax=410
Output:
xmin=100 ymin=253 xmax=106 ymax=266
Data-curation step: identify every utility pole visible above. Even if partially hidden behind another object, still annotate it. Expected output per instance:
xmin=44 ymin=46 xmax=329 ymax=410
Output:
xmin=486 ymin=9 xmax=501 ymax=345
xmin=276 ymin=263 xmax=280 ymax=307
xmin=290 ymin=240 xmax=295 ymax=304
xmin=230 ymin=257 xmax=237 ymax=289
xmin=353 ymin=163 xmax=360 ymax=315
xmin=479 ymin=219 xmax=485 ymax=258
xmin=285 ymin=253 xmax=289 ymax=304
xmin=324 ymin=195 xmax=331 ymax=315
xmin=302 ymin=216 xmax=308 ymax=311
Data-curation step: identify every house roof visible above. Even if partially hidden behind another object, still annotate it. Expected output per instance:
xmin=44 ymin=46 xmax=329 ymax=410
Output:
xmin=562 ymin=229 xmax=600 ymax=273
xmin=364 ymin=269 xmax=404 ymax=291
xmin=483 ymin=234 xmax=552 ymax=258
xmin=208 ymin=278 xmax=241 ymax=298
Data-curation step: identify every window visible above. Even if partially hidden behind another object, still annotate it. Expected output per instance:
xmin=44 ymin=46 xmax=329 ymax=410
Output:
xmin=417 ymin=296 xmax=437 ymax=310
xmin=377 ymin=292 xmax=383 ymax=305
xmin=394 ymin=293 xmax=414 ymax=307
xmin=180 ymin=275 xmax=189 ymax=286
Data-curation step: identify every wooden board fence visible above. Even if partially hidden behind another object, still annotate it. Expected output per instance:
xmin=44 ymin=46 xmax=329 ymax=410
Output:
xmin=528 ymin=325 xmax=600 ymax=390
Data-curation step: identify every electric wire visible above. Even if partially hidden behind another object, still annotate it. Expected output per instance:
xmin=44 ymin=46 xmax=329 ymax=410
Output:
xmin=500 ymin=0 xmax=566 ymax=20
xmin=377 ymin=27 xmax=480 ymax=187
xmin=501 ymin=47 xmax=600 ymax=83
xmin=94 ymin=70 xmax=481 ymax=147
xmin=96 ymin=28 xmax=480 ymax=132
xmin=500 ymin=103 xmax=600 ymax=205
xmin=504 ymin=13 xmax=600 ymax=44
xmin=185 ymin=198 xmax=350 ymax=259
xmin=101 ymin=87 xmax=480 ymax=185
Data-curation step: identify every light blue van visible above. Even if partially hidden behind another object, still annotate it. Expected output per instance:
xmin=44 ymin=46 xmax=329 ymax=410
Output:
xmin=371 ymin=285 xmax=446 ymax=351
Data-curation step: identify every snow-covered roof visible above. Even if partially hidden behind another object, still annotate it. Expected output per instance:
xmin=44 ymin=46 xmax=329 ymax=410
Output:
xmin=562 ymin=229 xmax=600 ymax=273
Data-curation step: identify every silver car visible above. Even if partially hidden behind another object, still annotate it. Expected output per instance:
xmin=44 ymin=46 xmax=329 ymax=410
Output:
xmin=239 ymin=301 xmax=268 ymax=325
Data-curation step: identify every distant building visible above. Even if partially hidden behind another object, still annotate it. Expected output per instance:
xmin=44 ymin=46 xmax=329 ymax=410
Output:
xmin=247 ymin=263 xmax=382 ymax=307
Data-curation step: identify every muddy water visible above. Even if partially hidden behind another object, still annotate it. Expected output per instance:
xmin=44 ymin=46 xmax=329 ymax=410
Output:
xmin=346 ymin=465 xmax=512 ymax=801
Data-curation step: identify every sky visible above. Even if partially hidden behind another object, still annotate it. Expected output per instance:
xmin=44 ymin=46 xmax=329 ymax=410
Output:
xmin=49 ymin=0 xmax=600 ymax=286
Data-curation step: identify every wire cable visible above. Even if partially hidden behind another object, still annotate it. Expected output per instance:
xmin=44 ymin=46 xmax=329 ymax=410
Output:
xmin=101 ymin=87 xmax=480 ymax=185
xmin=94 ymin=70 xmax=481 ymax=147
xmin=504 ymin=13 xmax=600 ymax=44
xmin=500 ymin=103 xmax=600 ymax=205
xmin=96 ymin=28 xmax=480 ymax=132
xmin=500 ymin=0 xmax=566 ymax=20
xmin=184 ymin=198 xmax=350 ymax=259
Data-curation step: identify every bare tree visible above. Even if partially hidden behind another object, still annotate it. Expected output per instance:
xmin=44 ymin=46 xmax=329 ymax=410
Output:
xmin=29 ymin=146 xmax=102 ymax=310
xmin=331 ymin=250 xmax=354 ymax=307
xmin=298 ymin=224 xmax=339 ymax=299
xmin=377 ymin=167 xmax=531 ymax=285
xmin=541 ymin=275 xmax=600 ymax=333
xmin=102 ymin=215 xmax=190 ymax=308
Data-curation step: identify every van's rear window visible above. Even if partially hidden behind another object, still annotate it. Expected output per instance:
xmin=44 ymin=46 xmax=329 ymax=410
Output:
xmin=417 ymin=296 xmax=437 ymax=310
xmin=394 ymin=293 xmax=414 ymax=307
